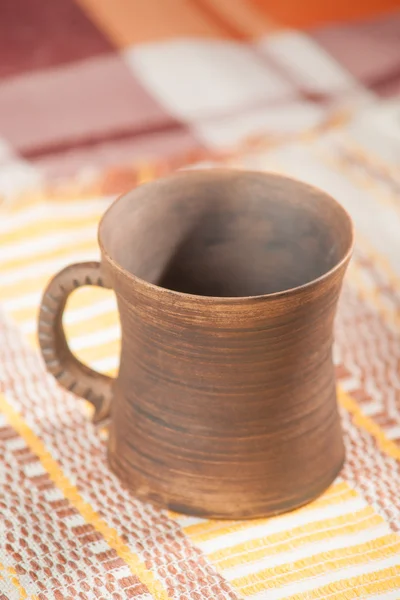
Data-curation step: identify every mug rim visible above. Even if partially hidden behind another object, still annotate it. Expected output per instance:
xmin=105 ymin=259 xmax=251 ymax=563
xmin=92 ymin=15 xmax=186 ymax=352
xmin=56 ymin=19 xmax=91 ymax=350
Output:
xmin=98 ymin=168 xmax=355 ymax=303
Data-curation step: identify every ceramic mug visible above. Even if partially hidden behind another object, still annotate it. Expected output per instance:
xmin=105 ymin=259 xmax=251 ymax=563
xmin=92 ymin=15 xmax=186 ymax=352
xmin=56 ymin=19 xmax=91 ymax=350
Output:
xmin=38 ymin=170 xmax=353 ymax=519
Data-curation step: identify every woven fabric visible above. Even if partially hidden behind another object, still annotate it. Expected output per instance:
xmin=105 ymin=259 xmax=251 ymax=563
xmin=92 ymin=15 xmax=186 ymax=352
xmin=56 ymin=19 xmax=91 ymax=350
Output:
xmin=2 ymin=2 xmax=400 ymax=598
xmin=0 ymin=0 xmax=399 ymax=196
xmin=1 ymin=108 xmax=400 ymax=598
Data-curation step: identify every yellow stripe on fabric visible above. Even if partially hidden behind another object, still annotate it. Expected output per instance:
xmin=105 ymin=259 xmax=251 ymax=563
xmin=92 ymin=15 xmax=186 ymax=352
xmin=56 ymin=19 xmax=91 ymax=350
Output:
xmin=284 ymin=566 xmax=400 ymax=600
xmin=65 ymin=308 xmax=119 ymax=339
xmin=208 ymin=508 xmax=382 ymax=570
xmin=233 ymin=534 xmax=400 ymax=595
xmin=10 ymin=306 xmax=39 ymax=327
xmin=4 ymin=187 xmax=105 ymax=214
xmin=347 ymin=260 xmax=400 ymax=330
xmin=19 ymin=289 xmax=120 ymax=354
xmin=136 ymin=164 xmax=156 ymax=185
xmin=320 ymin=145 xmax=400 ymax=307
xmin=3 ymin=191 xmax=55 ymax=213
xmin=183 ymin=482 xmax=356 ymax=541
xmin=0 ymin=237 xmax=98 ymax=274
xmin=71 ymin=339 xmax=121 ymax=367
xmin=3 ymin=275 xmax=63 ymax=302
xmin=22 ymin=305 xmax=118 ymax=348
xmin=326 ymin=152 xmax=399 ymax=216
xmin=12 ymin=290 xmax=116 ymax=352
xmin=329 ymin=138 xmax=400 ymax=215
xmin=342 ymin=134 xmax=399 ymax=176
xmin=338 ymin=388 xmax=400 ymax=461
xmin=0 ymin=561 xmax=36 ymax=600
xmin=24 ymin=336 xmax=120 ymax=377
xmin=359 ymin=234 xmax=400 ymax=293
xmin=0 ymin=393 xmax=171 ymax=600
xmin=1 ymin=212 xmax=101 ymax=246
xmin=355 ymin=231 xmax=400 ymax=336
xmin=1 ymin=265 xmax=103 ymax=303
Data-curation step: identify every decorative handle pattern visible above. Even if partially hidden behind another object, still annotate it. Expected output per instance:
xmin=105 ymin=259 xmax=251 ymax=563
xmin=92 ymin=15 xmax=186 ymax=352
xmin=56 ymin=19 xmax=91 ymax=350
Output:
xmin=38 ymin=262 xmax=114 ymax=424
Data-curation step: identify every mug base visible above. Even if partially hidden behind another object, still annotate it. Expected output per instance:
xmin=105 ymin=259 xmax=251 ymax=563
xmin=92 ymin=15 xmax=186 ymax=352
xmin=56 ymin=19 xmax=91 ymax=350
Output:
xmin=107 ymin=445 xmax=345 ymax=520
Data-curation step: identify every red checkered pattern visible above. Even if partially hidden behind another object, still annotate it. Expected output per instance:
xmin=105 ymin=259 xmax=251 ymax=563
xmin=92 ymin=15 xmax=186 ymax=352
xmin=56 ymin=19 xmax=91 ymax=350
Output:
xmin=0 ymin=0 xmax=399 ymax=196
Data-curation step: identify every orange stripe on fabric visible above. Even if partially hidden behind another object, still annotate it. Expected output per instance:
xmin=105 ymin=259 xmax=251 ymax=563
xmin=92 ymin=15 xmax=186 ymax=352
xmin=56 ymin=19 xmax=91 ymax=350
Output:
xmin=0 ymin=393 xmax=172 ymax=600
xmin=76 ymin=0 xmax=229 ymax=47
xmin=193 ymin=0 xmax=275 ymax=40
xmin=136 ymin=163 xmax=158 ymax=185
xmin=249 ymin=0 xmax=399 ymax=28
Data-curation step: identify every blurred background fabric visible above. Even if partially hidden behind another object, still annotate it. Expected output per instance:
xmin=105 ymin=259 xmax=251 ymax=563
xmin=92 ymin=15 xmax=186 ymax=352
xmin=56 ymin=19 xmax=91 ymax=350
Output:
xmin=1 ymin=2 xmax=400 ymax=600
xmin=0 ymin=0 xmax=399 ymax=196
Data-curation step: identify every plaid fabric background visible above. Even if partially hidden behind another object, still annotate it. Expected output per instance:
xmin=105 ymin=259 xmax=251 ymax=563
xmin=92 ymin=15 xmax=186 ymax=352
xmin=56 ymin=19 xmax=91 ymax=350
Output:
xmin=1 ymin=1 xmax=400 ymax=599
xmin=0 ymin=0 xmax=399 ymax=196
xmin=1 ymin=118 xmax=400 ymax=600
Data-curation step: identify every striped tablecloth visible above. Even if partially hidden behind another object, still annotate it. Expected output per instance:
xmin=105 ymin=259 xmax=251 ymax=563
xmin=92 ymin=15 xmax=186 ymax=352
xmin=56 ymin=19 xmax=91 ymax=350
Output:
xmin=1 ymin=111 xmax=400 ymax=598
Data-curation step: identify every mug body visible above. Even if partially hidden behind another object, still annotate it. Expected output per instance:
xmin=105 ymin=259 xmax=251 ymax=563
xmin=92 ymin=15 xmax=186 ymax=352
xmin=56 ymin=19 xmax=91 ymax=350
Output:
xmin=98 ymin=170 xmax=353 ymax=518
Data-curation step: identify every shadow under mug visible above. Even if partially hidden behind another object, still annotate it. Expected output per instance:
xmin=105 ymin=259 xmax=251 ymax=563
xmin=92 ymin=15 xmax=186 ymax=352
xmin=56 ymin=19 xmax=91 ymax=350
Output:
xmin=38 ymin=169 xmax=354 ymax=519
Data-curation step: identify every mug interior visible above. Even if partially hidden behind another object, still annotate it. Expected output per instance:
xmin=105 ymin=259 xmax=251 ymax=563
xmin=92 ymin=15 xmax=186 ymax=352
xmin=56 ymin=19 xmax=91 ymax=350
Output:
xmin=100 ymin=170 xmax=353 ymax=298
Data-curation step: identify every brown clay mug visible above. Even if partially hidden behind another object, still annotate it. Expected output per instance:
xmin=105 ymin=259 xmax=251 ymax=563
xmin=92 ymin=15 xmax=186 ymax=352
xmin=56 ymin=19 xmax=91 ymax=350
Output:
xmin=38 ymin=170 xmax=353 ymax=519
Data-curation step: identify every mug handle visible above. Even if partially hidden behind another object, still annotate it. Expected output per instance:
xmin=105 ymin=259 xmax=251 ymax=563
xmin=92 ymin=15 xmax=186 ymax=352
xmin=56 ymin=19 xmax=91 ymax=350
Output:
xmin=38 ymin=261 xmax=114 ymax=424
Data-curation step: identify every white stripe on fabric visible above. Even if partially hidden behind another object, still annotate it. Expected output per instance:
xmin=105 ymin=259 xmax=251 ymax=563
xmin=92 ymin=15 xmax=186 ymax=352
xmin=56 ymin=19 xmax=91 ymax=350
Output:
xmin=19 ymin=298 xmax=117 ymax=335
xmin=0 ymin=250 xmax=100 ymax=287
xmin=222 ymin=524 xmax=390 ymax=581
xmin=0 ymin=225 xmax=97 ymax=262
xmin=248 ymin=554 xmax=400 ymax=600
xmin=198 ymin=497 xmax=368 ymax=554
xmin=91 ymin=356 xmax=119 ymax=373
xmin=0 ymin=197 xmax=112 ymax=234
xmin=69 ymin=325 xmax=120 ymax=352
xmin=3 ymin=291 xmax=41 ymax=311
